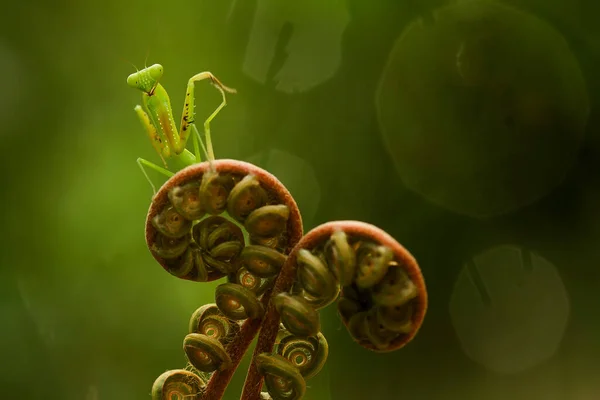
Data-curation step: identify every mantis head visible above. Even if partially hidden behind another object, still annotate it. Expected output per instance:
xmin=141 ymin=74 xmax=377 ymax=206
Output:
xmin=127 ymin=63 xmax=164 ymax=94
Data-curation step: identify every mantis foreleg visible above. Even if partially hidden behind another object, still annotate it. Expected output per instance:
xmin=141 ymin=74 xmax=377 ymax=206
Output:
xmin=134 ymin=105 xmax=170 ymax=168
xmin=179 ymin=72 xmax=236 ymax=161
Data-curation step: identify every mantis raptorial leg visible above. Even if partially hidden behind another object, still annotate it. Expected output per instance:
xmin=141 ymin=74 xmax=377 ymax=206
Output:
xmin=127 ymin=64 xmax=236 ymax=193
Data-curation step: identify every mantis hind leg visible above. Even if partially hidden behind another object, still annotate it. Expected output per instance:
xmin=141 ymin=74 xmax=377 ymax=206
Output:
xmin=178 ymin=72 xmax=237 ymax=161
xmin=137 ymin=157 xmax=174 ymax=195
xmin=203 ymin=85 xmax=228 ymax=161
xmin=191 ymin=124 xmax=211 ymax=163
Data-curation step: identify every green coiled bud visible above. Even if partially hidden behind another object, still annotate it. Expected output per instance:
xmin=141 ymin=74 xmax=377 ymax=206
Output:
xmin=193 ymin=216 xmax=244 ymax=251
xmin=151 ymin=204 xmax=192 ymax=238
xmin=275 ymin=330 xmax=328 ymax=379
xmin=192 ymin=216 xmax=245 ymax=274
xmin=151 ymin=369 xmax=205 ymax=400
xmin=168 ymin=182 xmax=206 ymax=220
xmin=151 ymin=233 xmax=190 ymax=259
xmin=296 ymin=249 xmax=339 ymax=309
xmin=215 ymin=283 xmax=265 ymax=320
xmin=227 ymin=174 xmax=268 ymax=222
xmin=371 ymin=265 xmax=418 ymax=307
xmin=245 ymin=205 xmax=290 ymax=238
xmin=347 ymin=311 xmax=369 ymax=342
xmin=337 ymin=297 xmax=362 ymax=321
xmin=363 ymin=308 xmax=400 ymax=351
xmin=376 ymin=303 xmax=413 ymax=334
xmin=210 ymin=240 xmax=244 ymax=261
xmin=164 ymin=243 xmax=197 ymax=279
xmin=189 ymin=303 xmax=240 ymax=344
xmin=249 ymin=235 xmax=281 ymax=249
xmin=183 ymin=333 xmax=233 ymax=372
xmin=255 ymin=353 xmax=306 ymax=400
xmin=239 ymin=245 xmax=287 ymax=278
xmin=272 ymin=293 xmax=320 ymax=337
xmin=199 ymin=171 xmax=237 ymax=215
xmin=355 ymin=242 xmax=394 ymax=289
xmin=232 ymin=267 xmax=274 ymax=297
xmin=324 ymin=230 xmax=356 ymax=286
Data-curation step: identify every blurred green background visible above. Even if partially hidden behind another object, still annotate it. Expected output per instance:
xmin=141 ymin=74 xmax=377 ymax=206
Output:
xmin=2 ymin=0 xmax=600 ymax=399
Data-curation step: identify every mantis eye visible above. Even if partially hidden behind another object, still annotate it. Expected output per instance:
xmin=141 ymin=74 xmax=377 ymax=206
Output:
xmin=126 ymin=72 xmax=141 ymax=88
xmin=148 ymin=63 xmax=164 ymax=81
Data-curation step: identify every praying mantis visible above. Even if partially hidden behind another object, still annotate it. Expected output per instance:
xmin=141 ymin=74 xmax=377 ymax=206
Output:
xmin=127 ymin=64 xmax=237 ymax=193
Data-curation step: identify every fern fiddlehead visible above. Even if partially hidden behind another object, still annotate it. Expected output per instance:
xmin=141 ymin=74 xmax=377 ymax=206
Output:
xmin=145 ymin=163 xmax=427 ymax=400
xmin=146 ymin=160 xmax=303 ymax=400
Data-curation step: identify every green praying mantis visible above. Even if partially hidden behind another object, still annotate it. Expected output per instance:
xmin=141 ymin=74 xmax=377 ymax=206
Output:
xmin=127 ymin=64 xmax=237 ymax=193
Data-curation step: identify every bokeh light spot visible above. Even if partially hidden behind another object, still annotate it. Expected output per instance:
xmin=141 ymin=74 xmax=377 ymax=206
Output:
xmin=242 ymin=0 xmax=350 ymax=93
xmin=450 ymin=244 xmax=570 ymax=374
xmin=376 ymin=1 xmax=588 ymax=218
